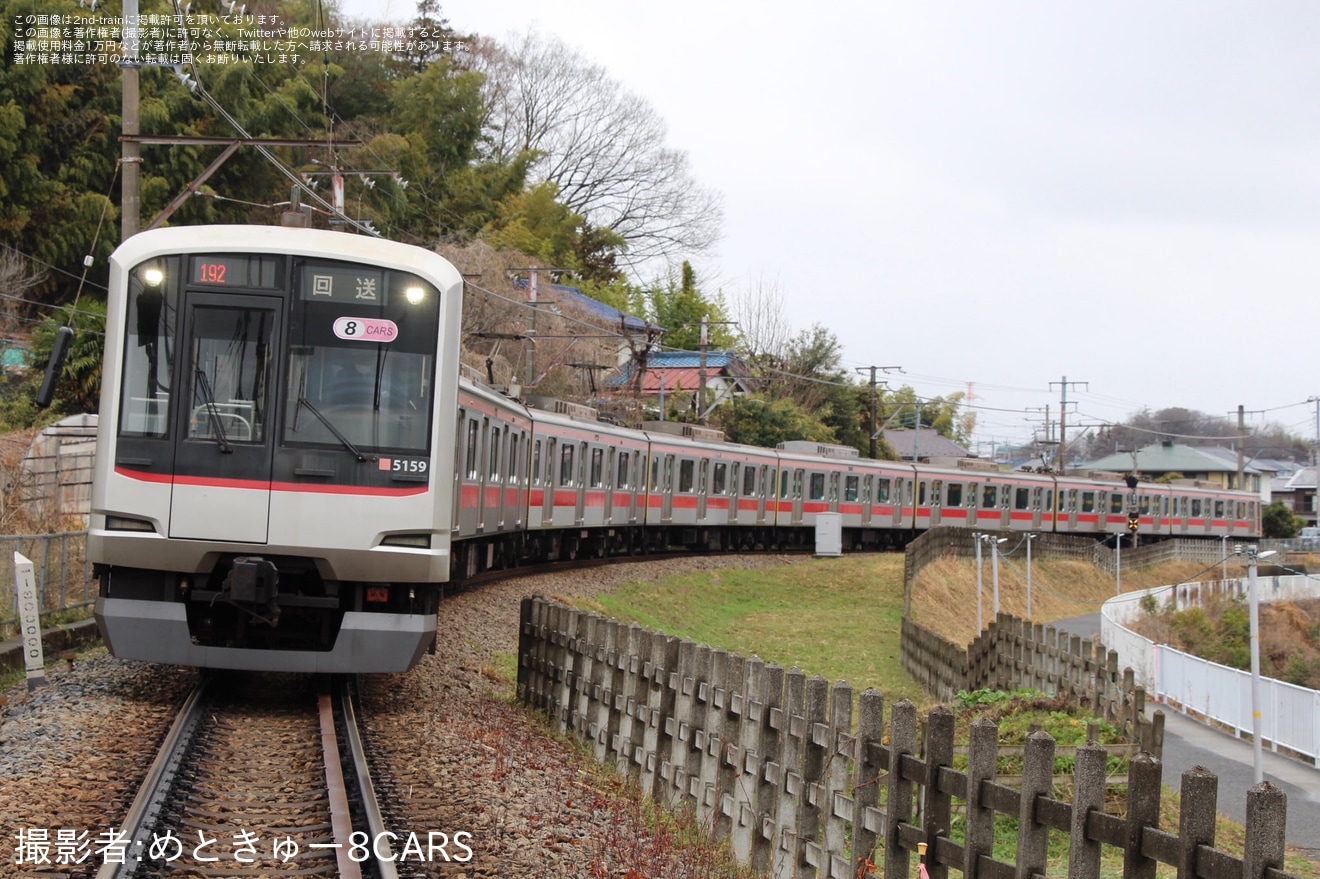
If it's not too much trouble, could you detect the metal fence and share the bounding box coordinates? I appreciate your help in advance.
[0,532,93,641]
[1102,573,1320,765]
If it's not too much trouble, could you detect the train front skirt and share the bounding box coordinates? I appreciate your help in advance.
[94,597,436,673]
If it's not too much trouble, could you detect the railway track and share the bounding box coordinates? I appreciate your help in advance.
[95,674,396,879]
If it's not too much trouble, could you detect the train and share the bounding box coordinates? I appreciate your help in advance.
[89,225,1262,673]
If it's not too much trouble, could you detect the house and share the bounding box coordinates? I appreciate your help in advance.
[878,428,973,464]
[606,350,755,414]
[1271,465,1317,528]
[1084,441,1264,492]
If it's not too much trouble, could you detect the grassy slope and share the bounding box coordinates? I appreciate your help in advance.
[570,551,1318,877]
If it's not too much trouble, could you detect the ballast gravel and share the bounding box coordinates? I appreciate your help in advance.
[0,554,798,878]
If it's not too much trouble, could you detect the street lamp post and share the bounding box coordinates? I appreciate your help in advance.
[974,533,984,632]
[1026,533,1038,619]
[987,535,1007,617]
[1247,546,1276,785]
[1115,534,1122,595]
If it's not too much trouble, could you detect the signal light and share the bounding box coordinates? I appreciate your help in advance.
[1127,515,1140,533]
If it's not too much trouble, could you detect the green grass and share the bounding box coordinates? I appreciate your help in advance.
[575,554,926,705]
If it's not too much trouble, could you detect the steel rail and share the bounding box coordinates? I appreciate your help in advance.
[341,677,400,879]
[95,678,210,879]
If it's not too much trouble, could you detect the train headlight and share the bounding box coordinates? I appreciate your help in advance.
[381,533,431,548]
[404,286,425,305]
[142,267,165,287]
[106,515,157,532]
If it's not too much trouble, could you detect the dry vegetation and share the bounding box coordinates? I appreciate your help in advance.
[910,555,1255,646]
[438,240,651,422]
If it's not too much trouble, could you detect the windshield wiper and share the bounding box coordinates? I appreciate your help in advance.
[296,396,375,462]
[195,368,233,454]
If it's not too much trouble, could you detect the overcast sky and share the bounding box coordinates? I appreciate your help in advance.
[338,0,1320,454]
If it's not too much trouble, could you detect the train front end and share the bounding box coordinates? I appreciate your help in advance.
[89,226,464,673]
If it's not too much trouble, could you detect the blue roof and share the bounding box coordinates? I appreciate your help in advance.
[640,351,741,369]
[513,279,659,333]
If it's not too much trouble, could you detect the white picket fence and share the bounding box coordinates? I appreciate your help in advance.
[1101,573,1320,763]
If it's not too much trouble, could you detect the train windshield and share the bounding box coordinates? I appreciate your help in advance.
[284,259,439,455]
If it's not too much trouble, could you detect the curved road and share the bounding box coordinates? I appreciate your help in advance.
[1054,614,1320,860]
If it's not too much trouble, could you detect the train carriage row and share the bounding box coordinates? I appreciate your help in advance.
[88,226,1260,675]
[450,380,1260,578]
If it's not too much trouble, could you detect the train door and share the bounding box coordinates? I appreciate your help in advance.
[791,468,805,525]
[604,448,615,521]
[169,292,281,543]
[862,476,874,525]
[543,438,557,522]
[453,413,468,534]
[698,459,709,519]
[481,423,498,531]
[758,465,771,525]
[662,454,675,522]
[576,442,588,525]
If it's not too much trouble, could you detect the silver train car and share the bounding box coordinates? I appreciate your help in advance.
[90,226,1262,674]
[91,226,464,673]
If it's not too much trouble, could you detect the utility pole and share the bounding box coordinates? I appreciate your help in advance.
[687,316,737,424]
[1050,377,1087,473]
[1228,405,1264,491]
[121,0,141,239]
[698,314,708,424]
[855,365,902,459]
[1237,404,1245,490]
[509,267,563,391]
[1309,396,1320,467]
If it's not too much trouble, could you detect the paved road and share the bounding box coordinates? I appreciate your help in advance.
[1054,614,1320,860]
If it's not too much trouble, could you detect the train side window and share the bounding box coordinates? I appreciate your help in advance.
[713,462,727,495]
[1191,498,1202,517]
[918,482,927,506]
[559,444,574,486]
[947,483,963,507]
[1236,501,1245,519]
[465,420,479,479]
[743,464,758,497]
[679,459,695,493]
[845,475,859,502]
[1140,496,1151,515]
[1214,500,1224,518]
[1082,491,1095,513]
[508,435,520,482]
[878,478,891,503]
[651,455,660,490]
[1043,490,1053,512]
[1015,487,1029,510]
[982,485,997,508]
[904,480,914,505]
[532,440,542,485]
[618,452,630,489]
[809,473,825,501]
[1111,494,1124,514]
[780,470,790,499]
[590,448,604,487]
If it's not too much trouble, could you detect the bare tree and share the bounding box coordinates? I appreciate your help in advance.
[472,29,723,272]
[728,274,793,369]
[0,246,48,336]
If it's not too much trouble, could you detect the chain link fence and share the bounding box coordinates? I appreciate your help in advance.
[0,532,93,641]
